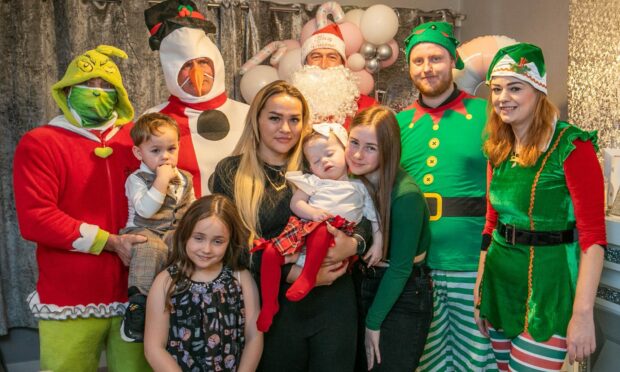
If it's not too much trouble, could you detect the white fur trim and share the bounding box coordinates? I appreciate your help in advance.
[71,223,100,253]
[48,115,120,142]
[160,28,226,103]
[27,291,126,320]
[489,54,547,94]
[301,33,346,64]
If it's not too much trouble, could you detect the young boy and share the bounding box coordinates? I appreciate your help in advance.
[121,112,195,342]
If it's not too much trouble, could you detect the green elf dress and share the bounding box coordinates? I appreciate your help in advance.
[479,121,601,341]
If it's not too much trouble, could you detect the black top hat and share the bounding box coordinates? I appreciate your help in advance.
[145,0,216,51]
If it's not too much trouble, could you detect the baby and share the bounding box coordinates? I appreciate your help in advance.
[120,112,195,342]
[254,123,382,332]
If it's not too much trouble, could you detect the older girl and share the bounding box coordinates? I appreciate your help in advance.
[474,43,606,371]
[346,106,433,371]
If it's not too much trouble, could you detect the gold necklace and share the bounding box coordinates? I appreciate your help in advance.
[264,164,287,191]
[509,152,520,168]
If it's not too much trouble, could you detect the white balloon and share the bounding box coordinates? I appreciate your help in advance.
[344,9,365,28]
[240,65,279,103]
[347,53,366,72]
[277,49,303,82]
[360,5,399,45]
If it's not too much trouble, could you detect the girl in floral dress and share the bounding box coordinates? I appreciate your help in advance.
[144,195,262,371]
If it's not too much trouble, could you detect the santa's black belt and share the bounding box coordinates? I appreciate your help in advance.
[424,193,486,220]
[498,222,577,246]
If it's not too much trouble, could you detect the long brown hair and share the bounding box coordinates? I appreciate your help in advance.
[484,91,558,167]
[349,106,401,258]
[165,194,249,310]
[231,80,311,242]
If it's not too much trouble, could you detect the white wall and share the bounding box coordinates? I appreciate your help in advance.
[458,0,569,117]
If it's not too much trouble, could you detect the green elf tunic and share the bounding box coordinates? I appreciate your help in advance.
[397,90,487,271]
[479,121,598,341]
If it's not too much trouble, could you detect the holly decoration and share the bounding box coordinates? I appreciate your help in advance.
[510,57,531,74]
[177,4,205,19]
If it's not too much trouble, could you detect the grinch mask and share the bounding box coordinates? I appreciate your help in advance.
[68,85,118,128]
[52,45,134,127]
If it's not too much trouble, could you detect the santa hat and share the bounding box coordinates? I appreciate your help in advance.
[486,43,547,94]
[301,24,346,64]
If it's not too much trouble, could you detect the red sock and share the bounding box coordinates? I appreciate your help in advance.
[286,223,333,301]
[256,244,284,332]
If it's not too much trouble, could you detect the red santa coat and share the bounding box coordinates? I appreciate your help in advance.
[343,94,378,130]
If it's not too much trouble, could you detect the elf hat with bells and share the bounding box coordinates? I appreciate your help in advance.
[51,45,134,127]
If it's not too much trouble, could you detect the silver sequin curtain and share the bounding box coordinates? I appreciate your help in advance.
[568,2,620,371]
[568,0,620,149]
[0,0,458,334]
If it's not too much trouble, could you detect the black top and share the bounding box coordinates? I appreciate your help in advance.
[211,155,293,239]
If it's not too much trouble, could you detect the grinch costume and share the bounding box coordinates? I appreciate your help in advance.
[13,46,149,371]
[396,22,496,371]
[144,0,248,196]
[478,43,606,371]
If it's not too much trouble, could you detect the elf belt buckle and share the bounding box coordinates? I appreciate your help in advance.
[504,224,517,246]
[423,193,442,221]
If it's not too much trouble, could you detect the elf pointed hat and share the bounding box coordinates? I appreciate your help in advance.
[486,42,547,94]
[404,21,464,70]
[51,45,134,127]
[301,23,347,64]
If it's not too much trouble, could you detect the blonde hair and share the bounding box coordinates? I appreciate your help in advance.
[231,80,311,241]
[350,106,401,258]
[484,91,558,167]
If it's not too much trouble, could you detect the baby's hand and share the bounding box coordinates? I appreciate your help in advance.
[156,163,177,183]
[309,209,332,222]
[363,243,383,267]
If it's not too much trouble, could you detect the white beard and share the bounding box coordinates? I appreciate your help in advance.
[290,65,360,124]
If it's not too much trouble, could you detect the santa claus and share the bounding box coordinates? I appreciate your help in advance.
[144,0,249,196]
[291,23,377,128]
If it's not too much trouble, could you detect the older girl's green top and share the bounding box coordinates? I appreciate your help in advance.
[366,169,431,330]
